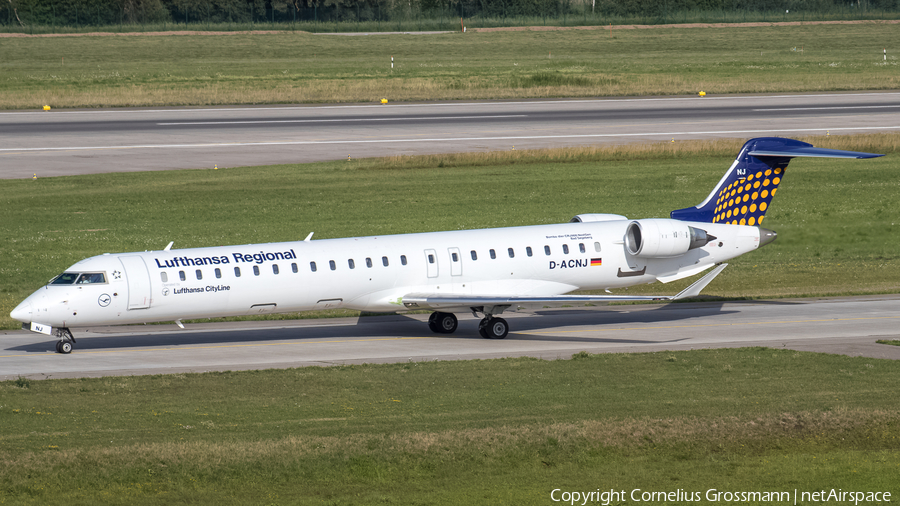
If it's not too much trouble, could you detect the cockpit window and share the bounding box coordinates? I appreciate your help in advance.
[76,272,107,284]
[50,272,80,285]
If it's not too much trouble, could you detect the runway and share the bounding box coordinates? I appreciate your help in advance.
[3,91,900,179]
[3,295,899,380]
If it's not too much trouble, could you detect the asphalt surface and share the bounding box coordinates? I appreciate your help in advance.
[3,295,899,380]
[3,92,900,179]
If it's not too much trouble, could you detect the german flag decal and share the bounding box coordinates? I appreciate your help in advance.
[590,258,602,267]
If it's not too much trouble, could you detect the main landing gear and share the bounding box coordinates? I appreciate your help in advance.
[427,312,458,334]
[55,327,75,354]
[426,308,510,339]
[478,316,509,339]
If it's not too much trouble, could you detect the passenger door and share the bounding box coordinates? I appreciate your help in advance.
[424,249,438,278]
[119,256,152,309]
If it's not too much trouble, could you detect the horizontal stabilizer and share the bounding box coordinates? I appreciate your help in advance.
[748,146,884,159]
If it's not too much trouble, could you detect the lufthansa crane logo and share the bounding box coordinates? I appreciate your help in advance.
[98,294,112,307]
[162,287,170,296]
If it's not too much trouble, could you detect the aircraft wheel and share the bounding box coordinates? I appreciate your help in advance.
[58,341,72,354]
[55,341,62,353]
[429,312,458,334]
[479,317,509,339]
[437,312,458,334]
[427,312,441,333]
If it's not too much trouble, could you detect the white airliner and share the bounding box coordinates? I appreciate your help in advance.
[11,138,882,353]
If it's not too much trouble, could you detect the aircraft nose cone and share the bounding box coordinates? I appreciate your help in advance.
[10,300,33,323]
[758,228,777,247]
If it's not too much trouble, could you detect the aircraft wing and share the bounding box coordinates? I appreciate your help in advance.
[401,264,728,311]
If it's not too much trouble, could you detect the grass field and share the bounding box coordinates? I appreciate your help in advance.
[1,22,899,108]
[1,348,898,504]
[2,134,898,330]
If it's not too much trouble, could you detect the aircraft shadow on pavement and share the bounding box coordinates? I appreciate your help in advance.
[9,301,746,353]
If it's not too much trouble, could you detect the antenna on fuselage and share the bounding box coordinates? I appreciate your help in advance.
[304,232,314,242]
[164,241,174,251]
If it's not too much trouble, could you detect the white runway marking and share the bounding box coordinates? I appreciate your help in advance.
[156,115,527,125]
[3,125,900,153]
[0,92,897,116]
[754,105,900,111]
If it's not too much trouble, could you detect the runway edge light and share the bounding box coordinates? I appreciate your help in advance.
[698,91,706,97]
[43,105,51,111]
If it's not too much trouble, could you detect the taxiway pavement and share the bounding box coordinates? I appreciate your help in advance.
[3,295,899,380]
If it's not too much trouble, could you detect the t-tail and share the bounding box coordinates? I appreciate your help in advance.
[670,137,883,225]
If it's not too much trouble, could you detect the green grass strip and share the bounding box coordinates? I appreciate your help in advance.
[1,348,898,504]
[2,23,900,108]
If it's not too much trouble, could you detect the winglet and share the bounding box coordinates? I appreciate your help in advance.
[164,241,174,251]
[304,232,314,242]
[673,263,728,300]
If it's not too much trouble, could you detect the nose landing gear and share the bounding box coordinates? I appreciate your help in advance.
[55,328,75,354]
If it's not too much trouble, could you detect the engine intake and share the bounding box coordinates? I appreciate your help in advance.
[624,219,715,258]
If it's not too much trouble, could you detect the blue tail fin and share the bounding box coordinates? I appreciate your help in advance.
[670,137,883,225]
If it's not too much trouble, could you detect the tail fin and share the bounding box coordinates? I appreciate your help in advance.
[670,137,883,225]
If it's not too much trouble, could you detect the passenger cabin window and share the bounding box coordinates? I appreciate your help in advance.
[160,272,168,283]
[508,248,515,258]
[253,266,260,276]
[291,263,298,273]
[594,242,602,252]
[234,267,241,277]
[366,257,373,268]
[428,254,435,264]
[489,249,496,259]
[179,271,186,281]
[310,262,317,272]
[451,252,459,262]
[329,260,336,271]
[50,272,80,285]
[215,268,222,279]
[563,244,570,254]
[401,255,408,265]
[526,247,533,257]
[471,250,478,261]
[348,259,355,269]
[544,245,551,256]
[382,256,389,267]
[273,264,279,274]
[195,269,203,280]
[579,243,586,253]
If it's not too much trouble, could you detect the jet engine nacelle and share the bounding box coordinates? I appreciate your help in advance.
[624,219,714,258]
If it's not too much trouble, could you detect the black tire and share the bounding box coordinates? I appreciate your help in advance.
[436,313,458,334]
[479,317,509,339]
[59,341,72,354]
[55,341,63,353]
[427,312,441,333]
